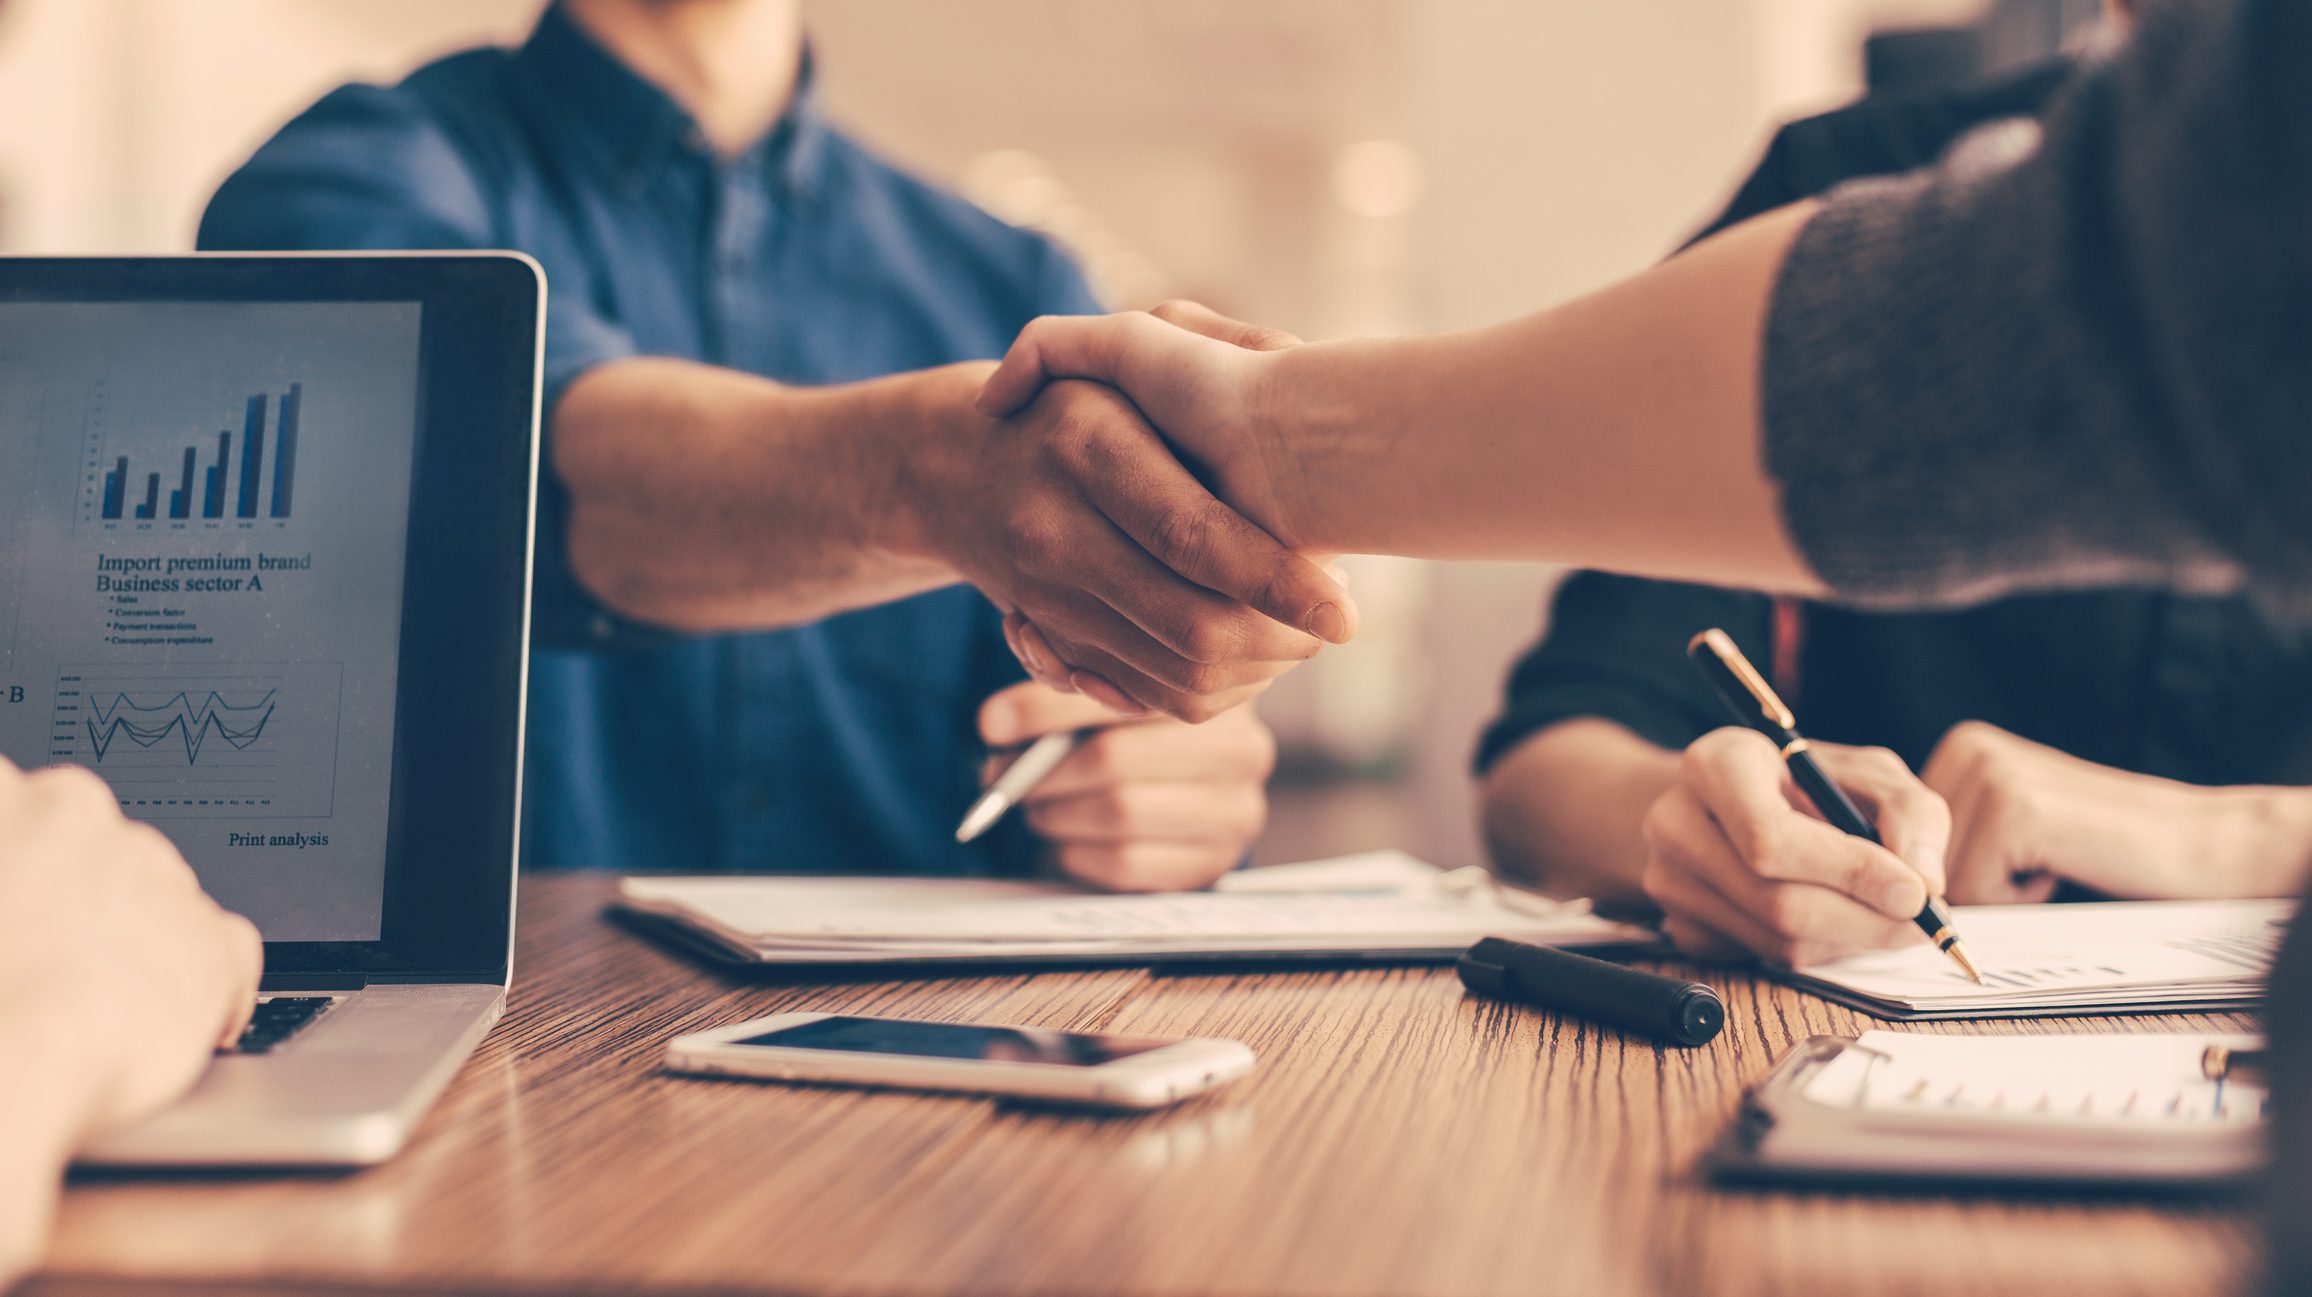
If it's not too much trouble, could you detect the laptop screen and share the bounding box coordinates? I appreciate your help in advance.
[0,299,422,942]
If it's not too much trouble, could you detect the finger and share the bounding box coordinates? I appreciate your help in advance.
[1071,447,1357,648]
[1659,914,1755,965]
[212,910,264,1048]
[1052,840,1242,893]
[1683,730,1931,919]
[1028,605,1289,722]
[1146,299,1302,351]
[979,681,1133,747]
[1072,671,1154,719]
[1806,745,1951,896]
[1007,616,1078,694]
[1648,844,1915,967]
[1023,713,1275,801]
[1026,781,1267,845]
[980,311,1190,417]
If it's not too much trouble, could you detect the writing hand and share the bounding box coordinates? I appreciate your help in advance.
[978,680,1273,892]
[1641,728,1952,965]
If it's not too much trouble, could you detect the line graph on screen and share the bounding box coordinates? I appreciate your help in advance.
[49,662,341,817]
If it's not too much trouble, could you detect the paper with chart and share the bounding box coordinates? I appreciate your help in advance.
[0,301,422,940]
[1785,900,2287,1018]
[614,851,1655,965]
[1804,1030,2266,1132]
[1728,1029,2270,1185]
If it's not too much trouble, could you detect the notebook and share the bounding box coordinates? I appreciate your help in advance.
[1780,899,2288,1020]
[611,850,1653,968]
[1712,1030,2267,1190]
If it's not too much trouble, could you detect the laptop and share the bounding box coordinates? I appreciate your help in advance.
[0,254,542,1165]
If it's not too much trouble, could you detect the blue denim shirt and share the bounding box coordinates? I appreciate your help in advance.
[198,5,1098,874]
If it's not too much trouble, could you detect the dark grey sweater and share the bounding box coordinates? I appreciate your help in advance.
[1761,0,2312,609]
[1756,6,2312,1288]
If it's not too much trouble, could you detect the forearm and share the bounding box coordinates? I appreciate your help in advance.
[0,1011,94,1291]
[1256,203,1825,593]
[553,357,975,633]
[2216,786,2312,898]
[1480,718,1682,907]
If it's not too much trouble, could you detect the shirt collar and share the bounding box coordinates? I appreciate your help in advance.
[519,3,830,202]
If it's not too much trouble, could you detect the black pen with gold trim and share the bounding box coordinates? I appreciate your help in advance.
[1686,627,1984,985]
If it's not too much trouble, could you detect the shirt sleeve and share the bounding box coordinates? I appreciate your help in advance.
[197,83,657,651]
[1760,0,2312,611]
[1473,573,1774,772]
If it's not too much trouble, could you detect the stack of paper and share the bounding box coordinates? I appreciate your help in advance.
[613,850,1653,968]
[1785,899,2289,1020]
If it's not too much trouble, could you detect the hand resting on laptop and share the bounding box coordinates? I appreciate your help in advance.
[0,758,261,1286]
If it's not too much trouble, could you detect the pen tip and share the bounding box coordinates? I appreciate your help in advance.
[954,799,1002,845]
[1949,943,1984,986]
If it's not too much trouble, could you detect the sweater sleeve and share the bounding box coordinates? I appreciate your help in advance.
[1760,0,2312,610]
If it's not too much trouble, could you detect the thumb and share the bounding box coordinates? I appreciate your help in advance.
[979,311,1214,417]
[1147,299,1302,352]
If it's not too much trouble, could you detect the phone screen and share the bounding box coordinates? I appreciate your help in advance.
[735,1016,1174,1067]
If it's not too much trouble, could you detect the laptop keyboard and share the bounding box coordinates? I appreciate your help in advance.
[226,996,335,1054]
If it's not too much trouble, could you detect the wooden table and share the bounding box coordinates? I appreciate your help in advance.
[34,875,2259,1297]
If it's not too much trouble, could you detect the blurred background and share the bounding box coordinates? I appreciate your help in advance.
[0,0,2106,872]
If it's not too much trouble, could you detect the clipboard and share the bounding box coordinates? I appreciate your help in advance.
[1709,1033,2266,1193]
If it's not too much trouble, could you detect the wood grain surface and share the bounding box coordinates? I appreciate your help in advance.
[29,875,2260,1297]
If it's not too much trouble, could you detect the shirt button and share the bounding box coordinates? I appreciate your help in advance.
[741,783,774,814]
[683,126,710,154]
[588,614,616,642]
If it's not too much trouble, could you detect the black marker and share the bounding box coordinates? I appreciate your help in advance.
[1458,936,1725,1046]
[1686,627,1984,985]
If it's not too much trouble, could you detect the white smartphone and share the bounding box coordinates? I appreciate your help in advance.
[666,1011,1255,1110]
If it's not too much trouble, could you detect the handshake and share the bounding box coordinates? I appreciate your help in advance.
[924,301,1349,723]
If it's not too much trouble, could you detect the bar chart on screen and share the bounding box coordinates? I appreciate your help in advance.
[76,377,304,534]
[47,661,343,817]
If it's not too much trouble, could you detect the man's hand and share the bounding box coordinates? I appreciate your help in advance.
[965,301,1344,718]
[916,364,1345,721]
[1923,721,2312,902]
[979,305,1303,549]
[1639,728,1951,965]
[0,760,261,1283]
[978,681,1273,892]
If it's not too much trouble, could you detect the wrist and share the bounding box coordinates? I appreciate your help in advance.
[0,1002,99,1267]
[2227,787,2312,897]
[864,361,996,569]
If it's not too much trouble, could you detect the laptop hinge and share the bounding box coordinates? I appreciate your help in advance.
[257,973,370,992]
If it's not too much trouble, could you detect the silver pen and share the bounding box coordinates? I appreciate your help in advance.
[954,730,1079,843]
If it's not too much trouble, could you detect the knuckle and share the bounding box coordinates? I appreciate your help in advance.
[999,509,1068,571]
[1859,746,1908,777]
[1759,886,1809,937]
[1639,858,1677,904]
[36,763,117,816]
[1148,500,1220,569]
[1736,820,1786,873]
[1179,661,1239,698]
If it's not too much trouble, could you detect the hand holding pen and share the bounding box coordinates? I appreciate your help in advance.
[956,681,1275,894]
[1646,628,1988,980]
